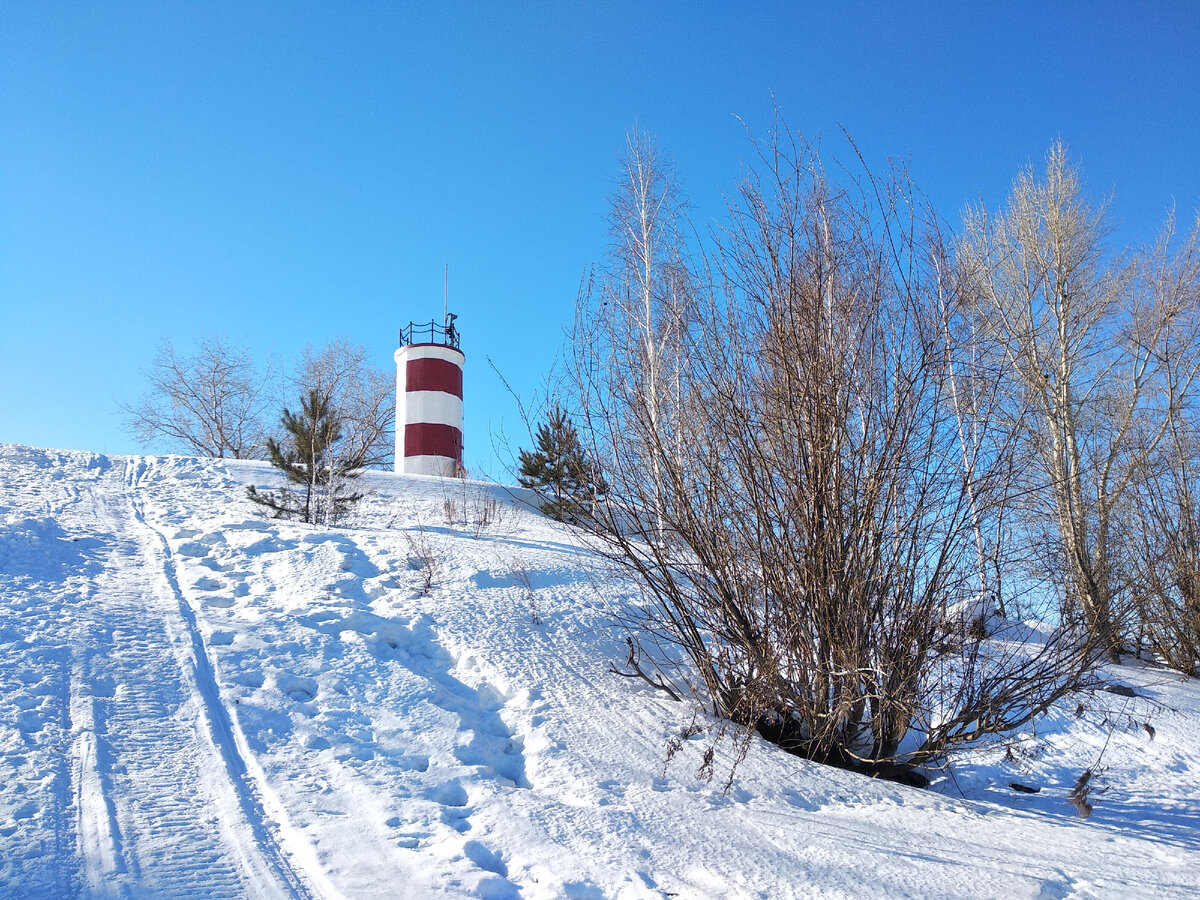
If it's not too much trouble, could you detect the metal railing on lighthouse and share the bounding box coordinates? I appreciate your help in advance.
[400,313,460,349]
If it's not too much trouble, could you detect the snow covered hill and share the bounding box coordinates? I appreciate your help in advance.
[3,443,1200,899]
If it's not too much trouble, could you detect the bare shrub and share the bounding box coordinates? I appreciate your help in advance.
[442,480,508,539]
[471,495,504,538]
[572,122,1095,775]
[1126,426,1200,674]
[442,498,458,535]
[507,556,541,625]
[610,637,682,702]
[1121,219,1200,673]
[406,528,438,596]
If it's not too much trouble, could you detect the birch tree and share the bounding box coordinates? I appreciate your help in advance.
[581,128,693,536]
[961,142,1200,660]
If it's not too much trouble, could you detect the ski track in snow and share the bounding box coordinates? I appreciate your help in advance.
[1,450,316,899]
[5,444,1200,898]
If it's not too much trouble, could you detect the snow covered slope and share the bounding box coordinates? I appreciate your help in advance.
[3,444,1200,899]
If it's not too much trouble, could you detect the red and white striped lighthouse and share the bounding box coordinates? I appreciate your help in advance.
[394,316,464,477]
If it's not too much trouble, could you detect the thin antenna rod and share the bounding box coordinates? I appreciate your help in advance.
[444,263,448,327]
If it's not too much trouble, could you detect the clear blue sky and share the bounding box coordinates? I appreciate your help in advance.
[3,2,1198,479]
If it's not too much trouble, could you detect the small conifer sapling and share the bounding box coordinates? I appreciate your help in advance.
[247,388,364,524]
[517,404,603,523]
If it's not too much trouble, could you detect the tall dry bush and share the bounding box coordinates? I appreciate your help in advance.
[573,124,1095,773]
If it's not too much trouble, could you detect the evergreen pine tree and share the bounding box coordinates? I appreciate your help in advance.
[518,405,602,522]
[247,388,364,524]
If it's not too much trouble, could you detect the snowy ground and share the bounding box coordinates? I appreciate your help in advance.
[2,443,1200,899]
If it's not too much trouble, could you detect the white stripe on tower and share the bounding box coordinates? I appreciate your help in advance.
[403,391,463,428]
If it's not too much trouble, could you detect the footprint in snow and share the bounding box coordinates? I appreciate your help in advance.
[430,780,469,807]
[428,780,473,833]
[277,675,318,702]
[598,780,626,805]
[383,815,429,850]
[231,670,264,688]
[561,880,606,900]
[463,840,508,877]
[441,808,471,833]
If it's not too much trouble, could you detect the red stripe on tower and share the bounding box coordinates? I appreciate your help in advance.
[406,357,463,398]
[404,423,462,460]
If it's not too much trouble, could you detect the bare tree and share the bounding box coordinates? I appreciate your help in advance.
[573,123,1093,776]
[123,336,273,459]
[1121,213,1200,672]
[933,244,1026,617]
[595,128,695,536]
[293,337,395,469]
[960,143,1200,660]
[1127,419,1200,673]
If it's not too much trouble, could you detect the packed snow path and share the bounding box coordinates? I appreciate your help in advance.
[5,445,1200,898]
[1,453,315,898]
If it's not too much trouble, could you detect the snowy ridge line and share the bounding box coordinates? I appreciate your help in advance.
[125,460,331,900]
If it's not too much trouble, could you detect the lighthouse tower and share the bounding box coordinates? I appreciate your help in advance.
[394,314,464,476]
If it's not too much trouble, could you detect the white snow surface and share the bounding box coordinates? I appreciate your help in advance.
[2,444,1200,899]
